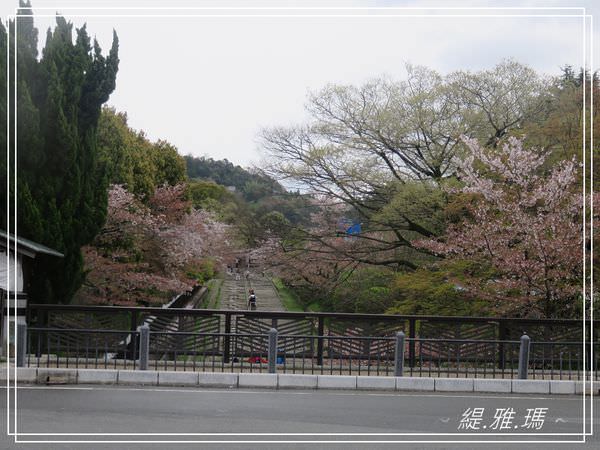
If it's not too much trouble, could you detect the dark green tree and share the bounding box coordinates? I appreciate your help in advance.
[96,106,187,199]
[2,2,119,303]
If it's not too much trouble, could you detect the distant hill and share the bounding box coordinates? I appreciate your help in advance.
[184,155,311,227]
[184,155,284,202]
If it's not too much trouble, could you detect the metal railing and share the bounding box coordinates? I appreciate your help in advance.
[18,324,598,380]
[406,337,523,379]
[148,331,270,373]
[28,304,596,343]
[26,327,139,370]
[26,304,597,374]
[529,341,589,381]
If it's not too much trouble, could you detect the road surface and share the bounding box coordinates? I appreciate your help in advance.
[1,385,598,449]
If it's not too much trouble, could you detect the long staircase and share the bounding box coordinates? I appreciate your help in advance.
[221,271,284,311]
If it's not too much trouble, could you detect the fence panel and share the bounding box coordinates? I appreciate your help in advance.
[27,327,138,370]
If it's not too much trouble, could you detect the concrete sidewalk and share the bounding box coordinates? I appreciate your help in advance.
[0,366,592,395]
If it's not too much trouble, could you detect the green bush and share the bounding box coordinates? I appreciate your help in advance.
[331,268,396,314]
[387,260,494,316]
[186,258,217,285]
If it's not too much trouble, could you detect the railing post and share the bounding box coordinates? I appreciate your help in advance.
[130,310,138,359]
[408,318,416,368]
[394,331,405,377]
[268,328,278,374]
[223,313,231,363]
[139,325,149,371]
[130,310,138,332]
[498,321,507,370]
[316,316,324,366]
[518,334,530,379]
[16,323,27,367]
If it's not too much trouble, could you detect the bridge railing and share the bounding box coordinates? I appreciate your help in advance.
[21,324,598,380]
[26,327,139,371]
[27,304,596,357]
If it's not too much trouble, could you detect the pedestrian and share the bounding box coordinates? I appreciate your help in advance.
[244,270,250,280]
[247,289,257,311]
[235,269,240,281]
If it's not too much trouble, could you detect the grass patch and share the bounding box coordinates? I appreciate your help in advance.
[209,279,222,309]
[199,278,223,309]
[198,280,213,308]
[306,301,323,312]
[272,278,305,312]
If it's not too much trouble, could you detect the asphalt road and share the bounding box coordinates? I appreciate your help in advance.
[1,385,598,450]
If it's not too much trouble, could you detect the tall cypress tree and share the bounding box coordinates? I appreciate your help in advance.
[1,1,119,303]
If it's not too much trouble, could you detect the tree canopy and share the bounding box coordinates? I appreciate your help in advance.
[260,61,550,271]
[97,106,186,200]
[259,61,593,318]
[1,2,119,303]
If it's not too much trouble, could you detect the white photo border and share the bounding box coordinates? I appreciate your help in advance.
[4,4,595,445]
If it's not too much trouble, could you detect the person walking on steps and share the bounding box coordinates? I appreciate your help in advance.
[247,289,257,311]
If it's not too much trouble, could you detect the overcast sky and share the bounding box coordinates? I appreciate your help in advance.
[3,0,599,167]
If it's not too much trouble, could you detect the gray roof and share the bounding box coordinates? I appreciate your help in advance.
[0,230,64,258]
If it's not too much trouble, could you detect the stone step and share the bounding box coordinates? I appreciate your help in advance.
[220,273,284,312]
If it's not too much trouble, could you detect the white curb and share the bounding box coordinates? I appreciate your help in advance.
[435,378,474,392]
[2,367,38,383]
[198,372,238,388]
[78,369,118,385]
[158,370,199,386]
[0,365,585,395]
[118,370,158,386]
[549,380,576,395]
[317,375,357,389]
[239,373,278,388]
[512,379,550,394]
[278,374,318,389]
[37,368,78,385]
[356,375,396,390]
[473,379,511,393]
[395,377,434,391]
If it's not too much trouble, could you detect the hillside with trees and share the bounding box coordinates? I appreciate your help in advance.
[74,108,232,306]
[76,108,308,306]
[185,154,312,245]
[185,155,283,202]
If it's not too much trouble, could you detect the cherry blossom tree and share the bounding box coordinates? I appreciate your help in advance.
[416,137,583,318]
[76,184,233,306]
[260,198,364,299]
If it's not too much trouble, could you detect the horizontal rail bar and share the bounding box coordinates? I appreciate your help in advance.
[26,328,597,345]
[28,303,597,325]
[150,331,269,338]
[28,327,137,334]
[279,334,395,340]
